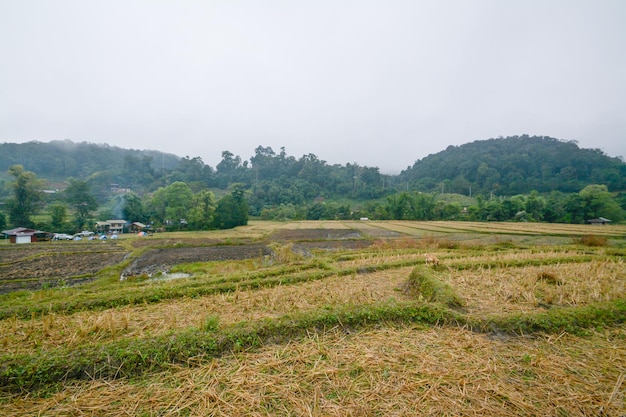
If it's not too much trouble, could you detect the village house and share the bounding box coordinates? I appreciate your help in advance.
[586,217,612,225]
[2,227,50,244]
[128,222,148,233]
[94,220,127,234]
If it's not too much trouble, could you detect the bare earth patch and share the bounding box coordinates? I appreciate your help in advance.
[121,244,272,277]
[0,243,128,293]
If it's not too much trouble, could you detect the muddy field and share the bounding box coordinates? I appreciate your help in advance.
[4,221,623,293]
[0,228,369,293]
[0,242,128,293]
[121,244,272,278]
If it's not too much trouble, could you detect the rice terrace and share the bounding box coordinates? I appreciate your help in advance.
[1,220,625,416]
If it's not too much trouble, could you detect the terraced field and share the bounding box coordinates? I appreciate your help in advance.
[1,221,625,416]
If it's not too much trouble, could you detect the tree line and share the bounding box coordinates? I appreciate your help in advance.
[1,164,623,236]
[0,166,248,233]
[1,137,624,232]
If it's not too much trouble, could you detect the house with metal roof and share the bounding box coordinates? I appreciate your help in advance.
[586,217,612,225]
[94,220,127,234]
[2,227,50,244]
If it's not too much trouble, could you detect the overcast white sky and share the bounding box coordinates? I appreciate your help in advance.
[1,1,625,173]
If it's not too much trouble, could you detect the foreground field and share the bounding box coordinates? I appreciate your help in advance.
[1,221,625,415]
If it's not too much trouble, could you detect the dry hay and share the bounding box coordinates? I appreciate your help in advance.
[0,268,413,355]
[429,220,626,237]
[272,221,353,231]
[369,235,456,250]
[5,325,625,416]
[380,221,462,235]
[342,221,404,238]
[446,248,590,263]
[331,249,420,270]
[448,259,626,316]
[291,240,372,252]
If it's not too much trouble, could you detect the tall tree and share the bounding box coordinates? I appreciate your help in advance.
[188,190,216,230]
[149,182,194,229]
[579,184,625,221]
[6,165,43,228]
[212,184,248,229]
[122,192,147,223]
[64,179,98,230]
[49,203,68,231]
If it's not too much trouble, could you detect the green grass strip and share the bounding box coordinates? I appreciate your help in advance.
[2,298,626,394]
[0,254,599,320]
[0,301,454,393]
[471,298,626,336]
[404,266,465,308]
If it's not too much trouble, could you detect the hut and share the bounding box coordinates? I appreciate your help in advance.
[2,227,50,244]
[586,217,612,225]
[129,222,148,233]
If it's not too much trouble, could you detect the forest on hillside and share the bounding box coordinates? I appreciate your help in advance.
[0,136,625,233]
[399,135,625,194]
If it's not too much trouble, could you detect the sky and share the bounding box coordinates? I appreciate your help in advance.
[1,1,625,174]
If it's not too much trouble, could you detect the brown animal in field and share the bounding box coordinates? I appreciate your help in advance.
[424,253,440,266]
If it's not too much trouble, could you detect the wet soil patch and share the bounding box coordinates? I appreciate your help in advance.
[0,251,128,294]
[0,251,127,281]
[130,237,225,248]
[0,243,124,263]
[121,244,272,278]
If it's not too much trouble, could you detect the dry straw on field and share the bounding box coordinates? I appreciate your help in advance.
[448,259,626,316]
[5,325,625,416]
[2,221,626,416]
[0,267,413,355]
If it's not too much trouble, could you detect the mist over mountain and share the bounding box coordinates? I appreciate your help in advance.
[1,135,624,198]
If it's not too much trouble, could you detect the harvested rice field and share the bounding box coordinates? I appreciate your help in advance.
[1,220,625,416]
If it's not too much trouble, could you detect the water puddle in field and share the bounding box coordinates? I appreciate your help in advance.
[149,272,192,282]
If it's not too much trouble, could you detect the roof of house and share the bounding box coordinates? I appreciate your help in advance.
[586,217,612,223]
[95,220,127,226]
[2,227,48,236]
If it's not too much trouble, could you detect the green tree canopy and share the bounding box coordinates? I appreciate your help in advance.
[187,190,216,230]
[64,178,98,231]
[579,184,625,221]
[122,192,147,223]
[212,184,248,229]
[49,203,68,231]
[6,165,43,228]
[149,182,194,229]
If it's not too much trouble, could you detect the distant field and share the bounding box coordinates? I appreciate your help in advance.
[1,221,625,416]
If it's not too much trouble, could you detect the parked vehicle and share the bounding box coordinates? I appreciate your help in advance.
[53,233,74,241]
[75,231,94,237]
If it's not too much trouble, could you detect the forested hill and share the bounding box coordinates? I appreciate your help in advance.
[0,140,180,182]
[2,136,624,201]
[399,135,625,195]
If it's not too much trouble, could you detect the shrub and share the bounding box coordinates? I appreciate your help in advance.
[576,235,608,247]
[401,266,465,308]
